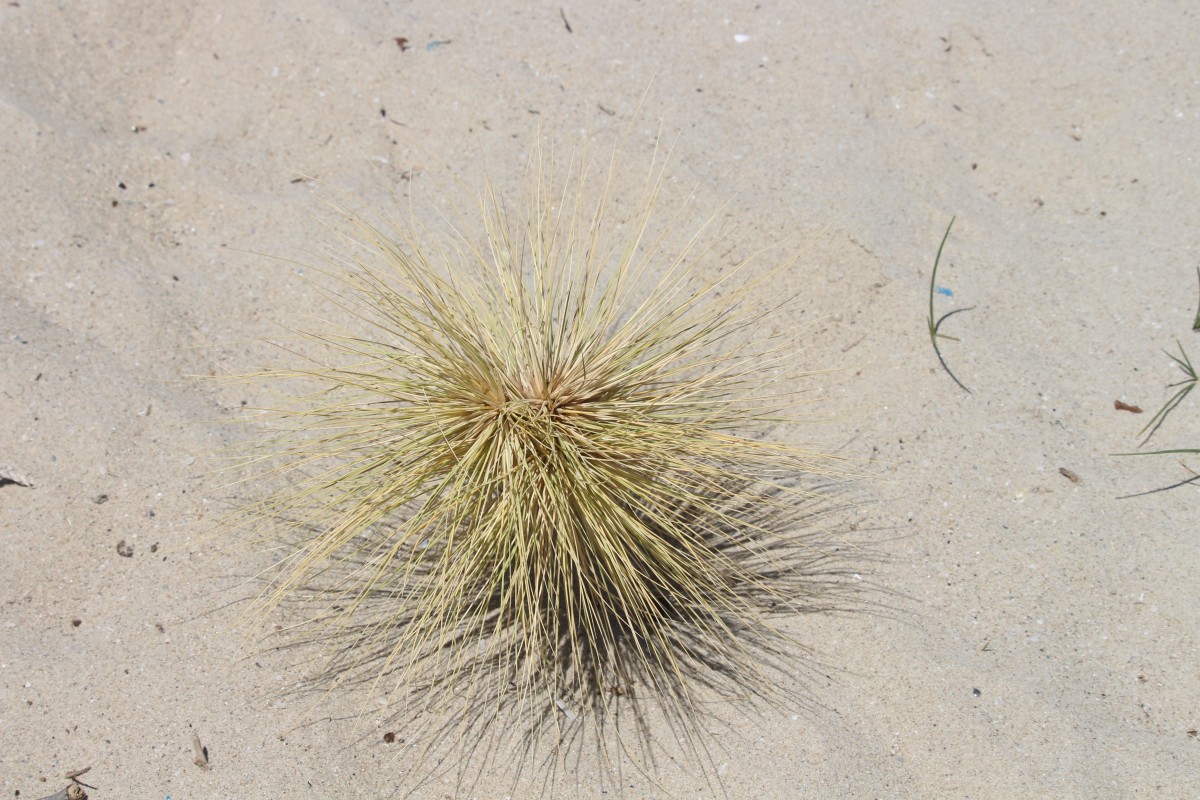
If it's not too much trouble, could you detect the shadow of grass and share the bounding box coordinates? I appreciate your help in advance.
[252,473,883,797]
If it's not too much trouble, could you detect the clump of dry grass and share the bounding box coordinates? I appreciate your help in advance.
[234,134,853,784]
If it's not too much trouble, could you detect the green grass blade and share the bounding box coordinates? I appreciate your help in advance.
[927,217,973,393]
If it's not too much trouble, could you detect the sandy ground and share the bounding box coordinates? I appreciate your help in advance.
[3,2,1198,798]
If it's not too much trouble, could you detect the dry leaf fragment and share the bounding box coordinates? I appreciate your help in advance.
[1059,467,1082,484]
[193,733,209,770]
[0,465,33,488]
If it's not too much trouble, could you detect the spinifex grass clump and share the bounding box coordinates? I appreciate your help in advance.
[240,139,846,774]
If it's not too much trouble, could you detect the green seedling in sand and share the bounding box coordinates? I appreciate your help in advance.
[927,217,974,393]
[234,136,849,782]
[1133,339,1197,449]
[1114,340,1198,498]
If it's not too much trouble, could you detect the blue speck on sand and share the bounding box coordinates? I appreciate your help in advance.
[426,40,451,51]
[935,285,954,297]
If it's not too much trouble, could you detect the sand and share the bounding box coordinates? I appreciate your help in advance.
[2,2,1197,797]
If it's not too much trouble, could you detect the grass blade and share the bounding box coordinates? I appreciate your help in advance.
[927,217,975,393]
[1136,339,1198,447]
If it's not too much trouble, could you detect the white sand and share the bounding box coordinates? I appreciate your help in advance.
[2,2,1197,797]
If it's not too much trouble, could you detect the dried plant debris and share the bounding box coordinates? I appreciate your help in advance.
[192,733,210,770]
[34,767,91,800]
[1193,265,1200,331]
[0,464,34,488]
